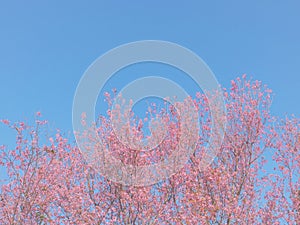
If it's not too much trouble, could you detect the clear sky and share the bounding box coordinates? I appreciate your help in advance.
[0,1,299,180]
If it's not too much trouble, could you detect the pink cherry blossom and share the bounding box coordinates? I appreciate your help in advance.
[0,76,299,224]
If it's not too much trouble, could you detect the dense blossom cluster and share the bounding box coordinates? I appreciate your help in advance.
[0,76,299,224]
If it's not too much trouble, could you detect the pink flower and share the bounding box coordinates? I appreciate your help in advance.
[1,119,10,125]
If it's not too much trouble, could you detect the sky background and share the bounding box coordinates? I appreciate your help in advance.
[0,1,300,180]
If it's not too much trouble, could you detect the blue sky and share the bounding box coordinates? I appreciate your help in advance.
[0,1,299,180]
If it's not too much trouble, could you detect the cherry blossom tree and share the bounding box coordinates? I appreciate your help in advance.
[0,76,299,224]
